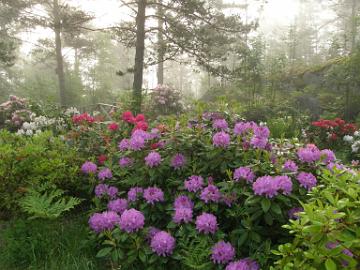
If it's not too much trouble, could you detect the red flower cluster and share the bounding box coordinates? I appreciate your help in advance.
[98,154,108,165]
[122,111,148,131]
[72,113,95,124]
[312,118,356,134]
[107,122,119,131]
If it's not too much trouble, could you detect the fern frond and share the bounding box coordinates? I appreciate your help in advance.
[19,186,83,220]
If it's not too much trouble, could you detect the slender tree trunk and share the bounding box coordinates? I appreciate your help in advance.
[132,0,147,113]
[350,0,357,52]
[53,0,66,107]
[157,0,164,85]
[74,47,80,75]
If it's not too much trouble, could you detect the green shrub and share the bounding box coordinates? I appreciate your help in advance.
[272,169,360,270]
[0,130,86,218]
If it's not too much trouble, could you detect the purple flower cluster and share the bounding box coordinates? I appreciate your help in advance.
[296,172,317,191]
[195,213,218,234]
[108,198,128,214]
[200,185,221,203]
[213,119,228,130]
[127,187,143,202]
[145,152,162,167]
[226,258,259,270]
[143,187,164,204]
[171,153,186,169]
[233,122,256,135]
[320,149,336,164]
[150,231,176,256]
[297,144,321,163]
[233,167,255,183]
[95,184,118,199]
[174,195,194,209]
[173,207,193,224]
[213,131,231,148]
[89,211,120,233]
[129,134,146,151]
[184,175,204,192]
[119,157,134,168]
[81,161,97,174]
[98,168,112,181]
[119,208,145,233]
[252,175,293,198]
[250,126,270,149]
[173,195,194,224]
[211,241,235,264]
[283,160,298,173]
[118,138,130,151]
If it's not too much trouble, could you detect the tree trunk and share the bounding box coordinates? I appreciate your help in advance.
[53,0,66,107]
[157,0,165,85]
[132,0,147,113]
[350,0,357,52]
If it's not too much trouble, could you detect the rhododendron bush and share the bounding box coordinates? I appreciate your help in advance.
[81,112,348,269]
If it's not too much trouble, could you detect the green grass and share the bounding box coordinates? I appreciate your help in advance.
[0,214,104,270]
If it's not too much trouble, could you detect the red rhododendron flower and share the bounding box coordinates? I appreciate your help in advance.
[135,121,148,131]
[135,114,145,122]
[330,133,337,140]
[98,154,107,165]
[72,113,95,124]
[108,122,119,131]
[122,111,135,123]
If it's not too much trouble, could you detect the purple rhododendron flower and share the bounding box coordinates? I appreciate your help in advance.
[150,231,176,256]
[233,167,255,183]
[250,136,268,149]
[118,139,130,151]
[132,129,150,140]
[147,227,161,241]
[252,176,279,198]
[119,157,134,168]
[297,144,321,163]
[119,208,145,233]
[171,153,186,169]
[184,175,204,192]
[195,213,218,234]
[283,160,298,172]
[129,135,145,151]
[327,162,344,172]
[213,131,231,148]
[108,198,128,214]
[145,152,162,167]
[81,161,97,174]
[274,175,293,195]
[226,258,260,270]
[173,207,193,224]
[95,184,108,198]
[320,149,336,164]
[98,168,112,181]
[297,172,317,191]
[107,186,118,199]
[211,241,235,264]
[254,126,270,138]
[200,185,221,203]
[213,119,228,130]
[127,187,143,202]
[233,122,254,135]
[89,211,120,233]
[174,195,194,209]
[143,187,164,204]
[288,207,304,220]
